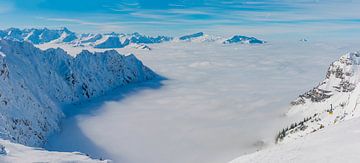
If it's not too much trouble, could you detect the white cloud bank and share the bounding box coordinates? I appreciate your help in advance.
[42,38,360,163]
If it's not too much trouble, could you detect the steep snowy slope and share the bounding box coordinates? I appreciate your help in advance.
[0,39,156,147]
[50,27,78,43]
[94,35,130,49]
[276,51,360,142]
[229,51,360,162]
[78,33,103,44]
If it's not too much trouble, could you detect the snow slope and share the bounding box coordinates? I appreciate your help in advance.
[0,38,156,148]
[93,35,130,49]
[0,139,108,163]
[230,51,360,163]
[230,117,360,163]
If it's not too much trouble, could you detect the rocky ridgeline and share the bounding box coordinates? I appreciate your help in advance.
[0,39,156,147]
[291,52,358,106]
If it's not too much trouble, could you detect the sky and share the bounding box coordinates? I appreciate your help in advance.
[0,0,359,37]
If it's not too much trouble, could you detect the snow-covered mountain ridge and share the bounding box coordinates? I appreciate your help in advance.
[0,38,156,149]
[0,28,265,50]
[0,28,172,49]
[0,27,77,44]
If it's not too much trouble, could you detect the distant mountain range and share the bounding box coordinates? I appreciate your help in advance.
[0,28,265,49]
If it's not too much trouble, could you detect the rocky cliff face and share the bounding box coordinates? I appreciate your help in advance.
[0,39,156,147]
[277,51,360,142]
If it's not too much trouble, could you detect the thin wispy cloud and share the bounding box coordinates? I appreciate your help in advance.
[36,17,129,32]
[0,0,359,37]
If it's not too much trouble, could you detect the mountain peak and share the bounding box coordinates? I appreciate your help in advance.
[60,27,71,32]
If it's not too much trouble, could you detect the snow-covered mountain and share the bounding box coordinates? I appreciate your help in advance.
[272,51,360,143]
[78,32,172,49]
[177,32,265,44]
[130,43,152,50]
[223,35,265,44]
[128,32,172,44]
[0,28,172,49]
[0,39,156,148]
[93,34,130,49]
[0,28,265,50]
[230,116,360,163]
[230,51,360,162]
[0,27,78,44]
[178,32,224,43]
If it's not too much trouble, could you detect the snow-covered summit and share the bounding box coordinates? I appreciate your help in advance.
[229,51,360,163]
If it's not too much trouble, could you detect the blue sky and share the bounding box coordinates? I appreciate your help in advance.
[0,0,359,38]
